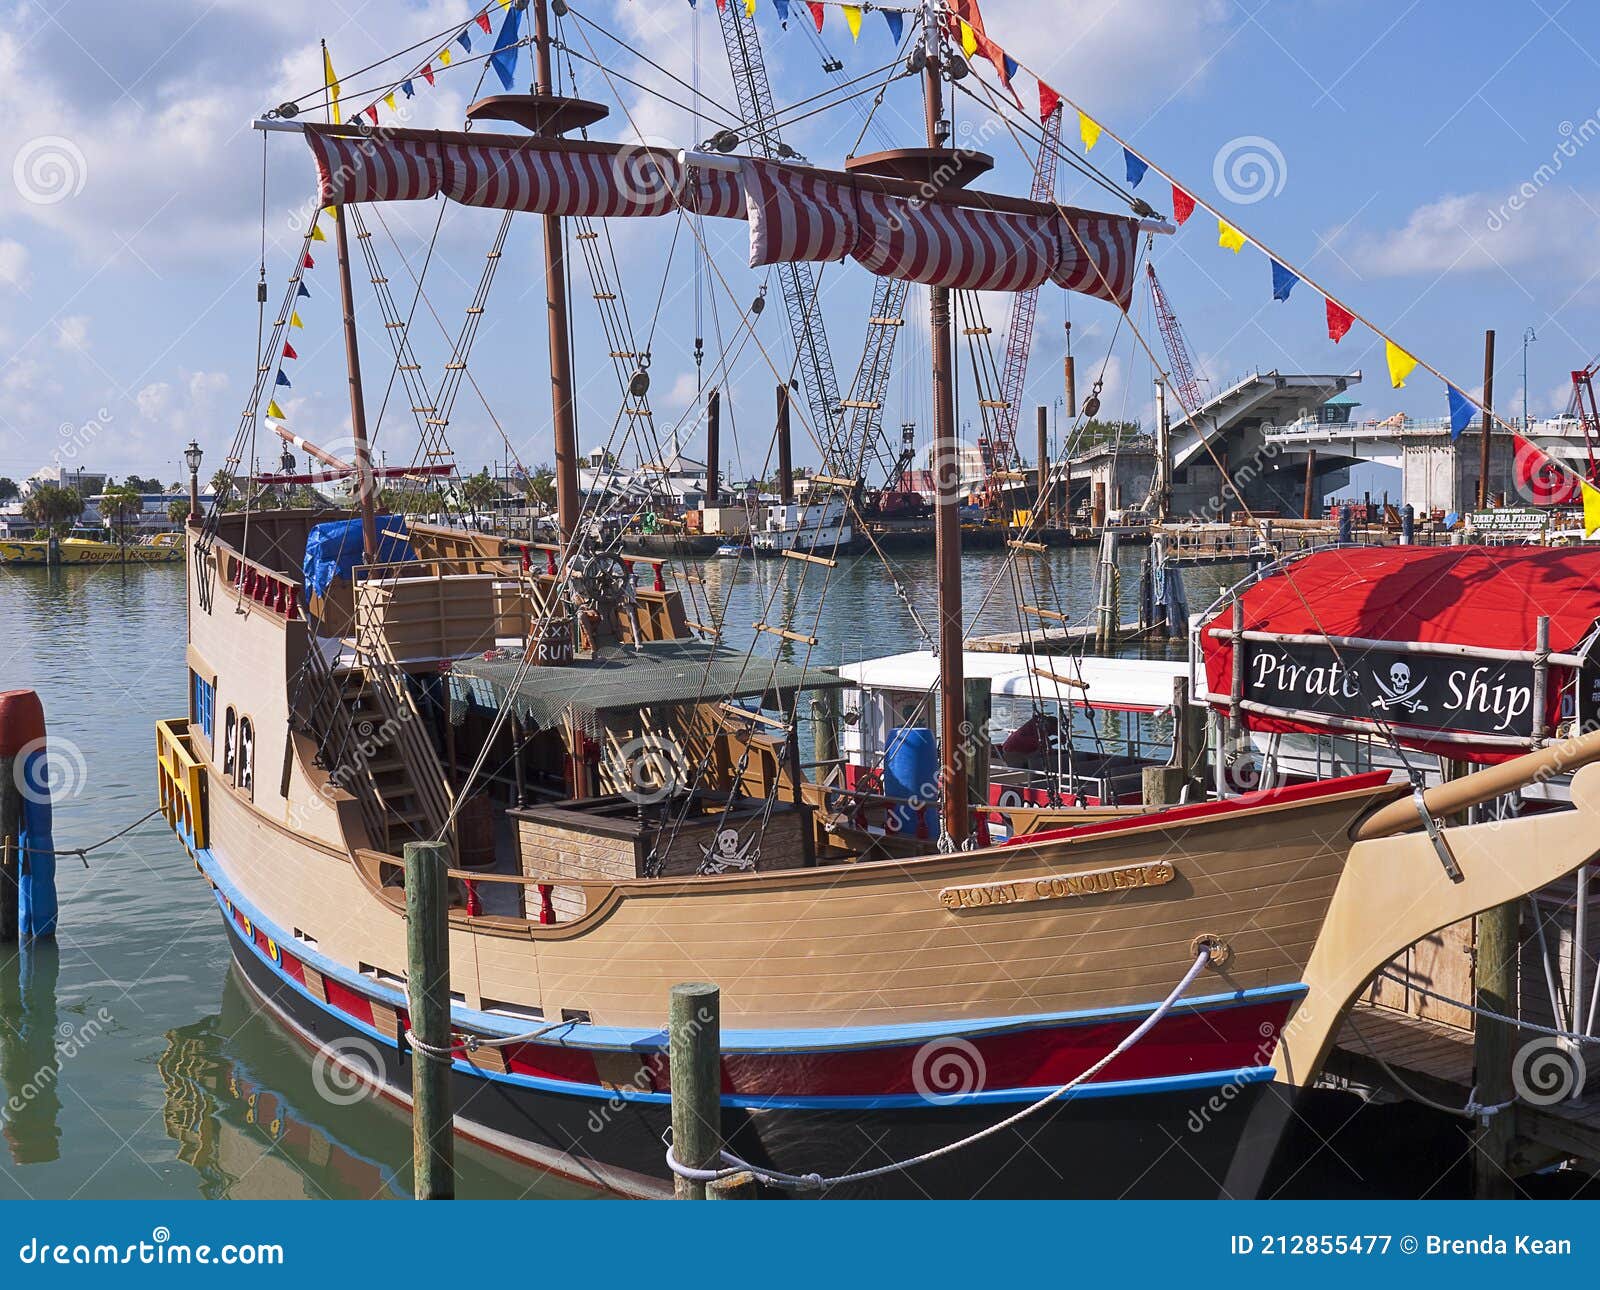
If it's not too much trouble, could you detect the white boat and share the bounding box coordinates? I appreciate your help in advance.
[751,494,854,555]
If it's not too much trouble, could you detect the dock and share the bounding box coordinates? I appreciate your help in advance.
[966,620,1146,654]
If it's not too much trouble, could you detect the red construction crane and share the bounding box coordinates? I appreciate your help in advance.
[1568,364,1600,481]
[1147,262,1206,418]
[977,107,1063,486]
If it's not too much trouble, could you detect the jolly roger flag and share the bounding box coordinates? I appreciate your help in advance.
[1513,433,1583,506]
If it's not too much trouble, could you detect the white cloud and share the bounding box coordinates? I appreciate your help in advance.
[1344,189,1600,279]
[0,238,27,288]
[55,316,89,350]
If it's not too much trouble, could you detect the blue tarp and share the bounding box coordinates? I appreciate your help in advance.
[302,516,413,598]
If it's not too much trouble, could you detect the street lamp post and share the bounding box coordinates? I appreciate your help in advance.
[1523,327,1537,430]
[184,440,203,523]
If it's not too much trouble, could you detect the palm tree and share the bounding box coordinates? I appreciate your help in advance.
[100,485,144,544]
[166,497,191,525]
[521,464,556,510]
[21,484,84,534]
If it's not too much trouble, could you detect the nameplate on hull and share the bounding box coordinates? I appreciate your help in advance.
[939,862,1176,911]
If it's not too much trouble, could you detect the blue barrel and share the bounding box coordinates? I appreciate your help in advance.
[883,726,938,838]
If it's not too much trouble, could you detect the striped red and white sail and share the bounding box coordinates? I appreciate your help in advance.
[304,129,1139,308]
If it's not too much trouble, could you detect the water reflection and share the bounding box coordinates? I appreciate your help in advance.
[0,941,62,1165]
[156,968,600,1199]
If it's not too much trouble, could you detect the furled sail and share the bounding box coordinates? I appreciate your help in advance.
[303,124,1140,308]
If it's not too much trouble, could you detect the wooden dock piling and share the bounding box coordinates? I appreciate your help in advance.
[670,981,722,1199]
[404,839,455,1199]
[0,752,19,943]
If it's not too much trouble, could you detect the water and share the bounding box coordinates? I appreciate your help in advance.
[0,547,1226,1200]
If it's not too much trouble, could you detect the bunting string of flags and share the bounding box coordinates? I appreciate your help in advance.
[264,206,331,429]
[940,0,1522,448]
[347,1,525,128]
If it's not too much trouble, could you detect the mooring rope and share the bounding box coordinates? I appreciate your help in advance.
[404,1015,579,1057]
[19,808,164,868]
[666,947,1213,1192]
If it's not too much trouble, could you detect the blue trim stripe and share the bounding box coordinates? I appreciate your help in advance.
[196,851,1299,1088]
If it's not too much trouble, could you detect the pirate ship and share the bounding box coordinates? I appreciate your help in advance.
[155,0,1600,1197]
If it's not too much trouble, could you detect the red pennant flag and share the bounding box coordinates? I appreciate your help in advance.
[365,104,379,124]
[1171,185,1195,225]
[476,12,492,33]
[808,1,824,30]
[1325,298,1355,343]
[421,63,434,86]
[282,342,298,360]
[302,251,314,269]
[716,0,727,9]
[1513,434,1583,505]
[1038,79,1061,123]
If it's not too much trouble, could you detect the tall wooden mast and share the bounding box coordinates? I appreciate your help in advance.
[324,38,379,560]
[532,0,581,543]
[922,6,969,847]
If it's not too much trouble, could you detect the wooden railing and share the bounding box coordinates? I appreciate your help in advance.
[215,545,301,620]
[156,718,207,851]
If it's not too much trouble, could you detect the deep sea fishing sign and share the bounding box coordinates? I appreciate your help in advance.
[1245,641,1536,739]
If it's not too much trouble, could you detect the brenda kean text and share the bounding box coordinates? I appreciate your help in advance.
[1230,1234,1573,1256]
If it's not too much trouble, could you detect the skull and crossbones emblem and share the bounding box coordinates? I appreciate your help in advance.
[700,827,757,875]
[1371,660,1428,713]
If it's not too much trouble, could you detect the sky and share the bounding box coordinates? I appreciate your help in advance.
[1,0,1597,490]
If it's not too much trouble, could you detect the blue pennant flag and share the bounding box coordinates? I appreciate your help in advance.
[276,370,291,387]
[1447,383,1476,440]
[491,5,523,92]
[1002,54,1019,81]
[1270,259,1299,302]
[458,30,472,53]
[772,0,789,23]
[1123,148,1148,189]
[296,282,310,299]
[401,79,415,98]
[883,10,903,42]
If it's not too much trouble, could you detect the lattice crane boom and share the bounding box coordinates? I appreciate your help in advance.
[1147,261,1204,416]
[985,106,1064,476]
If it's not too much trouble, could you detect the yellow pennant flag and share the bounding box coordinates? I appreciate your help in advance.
[1078,111,1101,151]
[843,4,862,39]
[1582,479,1600,536]
[384,91,397,112]
[744,0,756,16]
[1218,218,1246,252]
[266,401,286,420]
[438,47,452,66]
[1385,339,1418,388]
[289,311,304,329]
[497,0,511,7]
[322,47,341,125]
[309,222,326,242]
[958,19,978,57]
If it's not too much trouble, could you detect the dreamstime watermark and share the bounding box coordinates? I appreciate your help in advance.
[1486,110,1600,231]
[53,409,113,472]
[18,1227,284,1267]
[1213,136,1287,205]
[285,103,423,238]
[612,138,678,209]
[3,1008,113,1120]
[910,1036,987,1105]
[1188,1005,1315,1135]
[309,1035,385,1106]
[1511,1036,1587,1106]
[609,732,690,805]
[13,735,89,805]
[12,135,87,206]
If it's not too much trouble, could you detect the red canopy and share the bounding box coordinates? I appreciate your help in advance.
[1198,546,1600,761]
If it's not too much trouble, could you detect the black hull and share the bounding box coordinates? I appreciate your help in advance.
[225,925,1347,1200]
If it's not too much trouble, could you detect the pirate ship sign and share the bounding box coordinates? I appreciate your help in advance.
[1243,641,1532,738]
[1197,547,1600,758]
